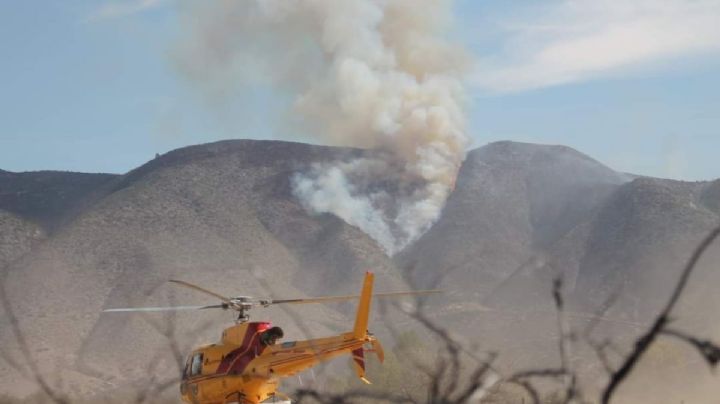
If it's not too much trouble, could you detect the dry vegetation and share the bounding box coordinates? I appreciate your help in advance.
[2,225,719,404]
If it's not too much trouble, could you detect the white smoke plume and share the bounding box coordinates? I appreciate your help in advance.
[174,0,470,254]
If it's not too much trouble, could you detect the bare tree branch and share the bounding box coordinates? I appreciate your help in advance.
[661,328,720,369]
[601,225,720,404]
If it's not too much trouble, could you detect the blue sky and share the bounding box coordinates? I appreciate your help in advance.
[1,0,719,180]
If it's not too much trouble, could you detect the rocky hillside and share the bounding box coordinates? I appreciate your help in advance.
[0,170,116,272]
[576,178,720,312]
[0,210,44,271]
[0,140,398,397]
[398,141,628,293]
[0,170,118,231]
[1,140,718,400]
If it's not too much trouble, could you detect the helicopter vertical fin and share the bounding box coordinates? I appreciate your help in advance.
[353,272,374,339]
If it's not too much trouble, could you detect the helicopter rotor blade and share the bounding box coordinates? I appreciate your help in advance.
[103,304,226,313]
[168,280,232,304]
[267,290,442,305]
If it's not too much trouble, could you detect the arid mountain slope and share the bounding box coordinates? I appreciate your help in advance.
[0,210,44,271]
[575,177,720,322]
[398,141,628,295]
[1,140,718,400]
[0,140,397,397]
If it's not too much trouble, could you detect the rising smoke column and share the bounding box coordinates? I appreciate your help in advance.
[174,0,470,254]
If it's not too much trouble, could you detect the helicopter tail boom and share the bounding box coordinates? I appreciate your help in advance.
[353,272,374,339]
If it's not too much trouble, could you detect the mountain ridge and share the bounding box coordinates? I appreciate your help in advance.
[1,139,718,400]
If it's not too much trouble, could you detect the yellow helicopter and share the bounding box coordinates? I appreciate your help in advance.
[104,272,439,404]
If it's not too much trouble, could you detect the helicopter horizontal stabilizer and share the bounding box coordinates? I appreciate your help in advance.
[370,339,385,363]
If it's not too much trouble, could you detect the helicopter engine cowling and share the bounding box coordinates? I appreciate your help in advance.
[222,321,271,345]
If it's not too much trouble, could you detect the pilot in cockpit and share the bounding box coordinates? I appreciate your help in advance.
[260,326,284,346]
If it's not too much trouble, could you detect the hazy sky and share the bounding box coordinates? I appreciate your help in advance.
[1,0,719,180]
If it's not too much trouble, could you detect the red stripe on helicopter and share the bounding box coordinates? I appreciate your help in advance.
[216,322,269,374]
[352,348,365,370]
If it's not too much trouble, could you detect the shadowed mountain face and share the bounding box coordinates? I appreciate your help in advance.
[0,170,118,231]
[397,141,628,296]
[0,170,117,275]
[1,139,718,399]
[399,143,719,319]
[575,178,720,316]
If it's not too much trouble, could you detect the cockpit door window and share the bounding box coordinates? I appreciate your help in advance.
[190,353,203,377]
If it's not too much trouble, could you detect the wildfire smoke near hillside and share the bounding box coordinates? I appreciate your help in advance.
[174,0,470,253]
